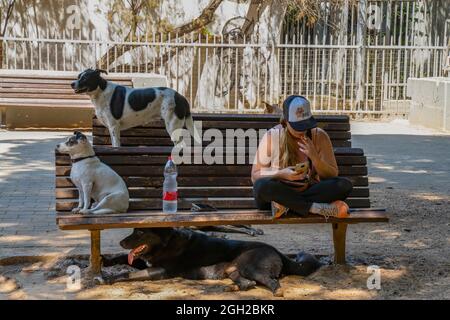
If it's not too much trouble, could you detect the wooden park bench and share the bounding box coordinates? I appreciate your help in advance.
[55,114,389,275]
[0,70,133,109]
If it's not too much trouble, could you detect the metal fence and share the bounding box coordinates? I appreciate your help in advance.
[280,0,449,116]
[0,1,448,116]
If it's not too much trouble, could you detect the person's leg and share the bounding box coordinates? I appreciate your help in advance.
[302,177,353,218]
[253,177,353,217]
[300,177,353,203]
[253,177,273,210]
[253,177,313,216]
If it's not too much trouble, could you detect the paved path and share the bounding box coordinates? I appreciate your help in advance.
[0,121,448,259]
[0,131,130,258]
[351,120,450,193]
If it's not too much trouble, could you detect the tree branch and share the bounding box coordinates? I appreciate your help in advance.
[1,0,16,36]
[97,0,224,70]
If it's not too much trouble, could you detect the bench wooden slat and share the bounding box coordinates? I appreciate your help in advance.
[92,113,349,123]
[92,119,350,130]
[157,114,350,123]
[55,164,367,177]
[55,154,367,166]
[56,175,369,188]
[0,88,81,94]
[0,72,135,79]
[56,146,364,156]
[1,93,90,100]
[92,136,351,147]
[0,81,132,88]
[92,127,352,138]
[55,197,370,212]
[55,186,370,199]
[56,209,389,230]
[92,124,351,136]
[0,99,93,108]
[0,78,132,85]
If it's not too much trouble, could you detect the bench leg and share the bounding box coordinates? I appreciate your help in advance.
[90,230,102,275]
[332,223,347,264]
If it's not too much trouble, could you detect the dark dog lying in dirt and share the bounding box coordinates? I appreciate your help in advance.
[99,228,322,296]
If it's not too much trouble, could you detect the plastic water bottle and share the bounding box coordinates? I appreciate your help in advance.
[163,156,178,213]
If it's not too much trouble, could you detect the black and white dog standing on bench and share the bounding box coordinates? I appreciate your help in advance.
[71,69,201,147]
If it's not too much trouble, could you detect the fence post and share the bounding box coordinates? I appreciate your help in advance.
[444,19,450,76]
[0,36,7,125]
[355,0,367,112]
[0,40,3,69]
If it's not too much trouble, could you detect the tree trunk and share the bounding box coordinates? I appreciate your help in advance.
[336,0,349,88]
[0,40,4,69]
[225,0,270,108]
[355,0,367,111]
[1,0,17,68]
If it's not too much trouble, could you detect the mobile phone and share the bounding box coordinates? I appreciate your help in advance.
[295,162,309,174]
[191,203,218,212]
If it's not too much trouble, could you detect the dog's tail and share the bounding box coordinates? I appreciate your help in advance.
[185,114,202,145]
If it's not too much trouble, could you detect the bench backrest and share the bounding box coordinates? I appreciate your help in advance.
[55,114,370,212]
[92,114,351,148]
[0,71,132,101]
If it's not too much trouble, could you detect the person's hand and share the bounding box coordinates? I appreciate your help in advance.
[298,136,319,163]
[276,167,307,181]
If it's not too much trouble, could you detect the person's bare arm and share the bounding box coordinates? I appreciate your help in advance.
[298,130,338,179]
[252,131,305,183]
[251,131,273,183]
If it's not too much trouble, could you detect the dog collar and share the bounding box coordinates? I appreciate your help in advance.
[71,155,97,163]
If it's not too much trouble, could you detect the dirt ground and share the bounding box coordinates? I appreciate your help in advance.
[1,186,449,300]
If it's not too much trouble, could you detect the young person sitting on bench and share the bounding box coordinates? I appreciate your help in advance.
[252,95,353,219]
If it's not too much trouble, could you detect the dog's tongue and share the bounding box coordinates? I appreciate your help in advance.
[128,251,135,265]
[127,245,147,265]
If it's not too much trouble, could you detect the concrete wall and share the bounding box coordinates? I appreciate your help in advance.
[407,77,450,132]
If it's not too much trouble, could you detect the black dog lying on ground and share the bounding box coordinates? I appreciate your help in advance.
[100,228,322,296]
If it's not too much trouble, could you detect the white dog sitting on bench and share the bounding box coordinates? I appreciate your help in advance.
[56,131,129,214]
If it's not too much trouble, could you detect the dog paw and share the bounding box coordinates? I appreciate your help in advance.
[241,280,257,290]
[94,275,116,286]
[71,207,82,214]
[79,209,92,215]
[273,288,284,297]
[224,285,240,292]
[255,228,264,235]
[93,276,105,285]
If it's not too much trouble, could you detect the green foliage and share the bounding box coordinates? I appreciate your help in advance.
[286,0,358,28]
[201,27,214,36]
